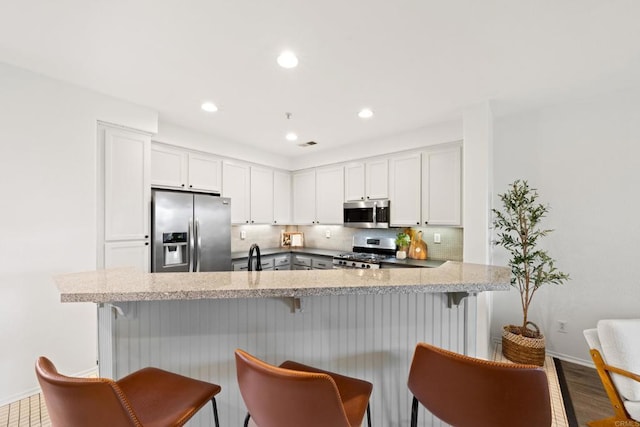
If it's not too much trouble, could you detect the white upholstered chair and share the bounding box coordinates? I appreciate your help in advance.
[583,319,640,427]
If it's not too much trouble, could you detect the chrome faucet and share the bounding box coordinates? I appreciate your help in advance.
[248,243,262,271]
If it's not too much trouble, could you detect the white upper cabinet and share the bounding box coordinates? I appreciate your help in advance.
[344,163,365,201]
[151,143,221,193]
[388,152,422,227]
[316,166,344,224]
[422,146,462,226]
[104,127,150,241]
[365,159,389,200]
[273,170,291,225]
[150,144,187,189]
[222,161,251,224]
[250,166,274,224]
[292,170,316,224]
[344,159,388,201]
[187,152,222,193]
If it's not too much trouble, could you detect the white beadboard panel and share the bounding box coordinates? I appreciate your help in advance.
[102,293,473,426]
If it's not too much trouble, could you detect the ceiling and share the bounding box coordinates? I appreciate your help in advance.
[1,0,639,157]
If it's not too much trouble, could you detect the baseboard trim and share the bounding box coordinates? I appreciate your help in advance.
[0,366,98,407]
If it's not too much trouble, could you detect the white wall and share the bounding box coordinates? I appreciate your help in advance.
[292,118,463,170]
[0,62,157,404]
[491,89,640,364]
[155,121,290,170]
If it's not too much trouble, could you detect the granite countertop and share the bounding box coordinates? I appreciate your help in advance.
[54,261,510,303]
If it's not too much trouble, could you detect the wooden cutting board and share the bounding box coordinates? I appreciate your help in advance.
[408,231,428,260]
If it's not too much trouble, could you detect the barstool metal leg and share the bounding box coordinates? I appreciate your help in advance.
[366,402,372,427]
[211,397,220,427]
[244,412,251,427]
[410,396,419,427]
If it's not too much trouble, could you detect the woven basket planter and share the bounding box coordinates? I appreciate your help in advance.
[502,322,546,366]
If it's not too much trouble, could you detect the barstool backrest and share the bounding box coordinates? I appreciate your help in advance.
[235,349,351,427]
[408,343,552,427]
[35,357,141,427]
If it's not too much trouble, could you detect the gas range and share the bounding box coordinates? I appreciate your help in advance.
[332,235,396,270]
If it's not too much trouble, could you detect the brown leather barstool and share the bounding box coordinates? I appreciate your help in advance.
[407,343,551,427]
[35,356,221,427]
[235,349,372,427]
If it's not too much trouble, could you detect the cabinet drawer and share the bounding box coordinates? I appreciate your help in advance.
[274,255,291,267]
[311,258,332,270]
[259,259,275,269]
[292,255,311,267]
[233,262,249,271]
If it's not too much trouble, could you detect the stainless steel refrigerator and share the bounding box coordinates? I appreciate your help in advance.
[151,189,232,272]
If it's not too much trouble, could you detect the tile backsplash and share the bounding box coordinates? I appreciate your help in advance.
[231,224,463,261]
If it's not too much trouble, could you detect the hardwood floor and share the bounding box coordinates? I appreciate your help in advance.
[560,360,615,427]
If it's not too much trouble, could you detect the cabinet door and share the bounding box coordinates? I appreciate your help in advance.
[250,166,274,224]
[150,143,187,189]
[316,166,344,224]
[422,146,461,226]
[222,161,250,224]
[292,170,316,224]
[104,128,150,241]
[344,163,365,201]
[188,153,222,193]
[366,159,389,199]
[389,153,421,227]
[104,241,150,272]
[273,171,291,225]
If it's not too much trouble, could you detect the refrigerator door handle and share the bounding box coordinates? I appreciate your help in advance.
[188,219,195,272]
[195,218,201,272]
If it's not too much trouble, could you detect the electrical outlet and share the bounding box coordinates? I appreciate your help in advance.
[240,230,246,240]
[434,233,441,244]
[325,229,331,238]
[557,320,567,333]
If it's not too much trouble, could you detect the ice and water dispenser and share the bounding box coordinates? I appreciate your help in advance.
[162,232,187,266]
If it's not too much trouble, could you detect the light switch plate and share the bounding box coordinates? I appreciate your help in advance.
[434,233,441,244]
[325,229,331,238]
[240,230,246,240]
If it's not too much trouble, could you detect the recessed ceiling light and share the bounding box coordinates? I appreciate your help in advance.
[358,108,374,119]
[277,51,299,69]
[201,102,218,113]
[286,132,298,141]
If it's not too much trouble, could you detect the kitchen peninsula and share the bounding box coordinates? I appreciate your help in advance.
[55,262,509,427]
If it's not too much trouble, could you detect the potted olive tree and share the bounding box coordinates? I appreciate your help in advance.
[493,180,569,366]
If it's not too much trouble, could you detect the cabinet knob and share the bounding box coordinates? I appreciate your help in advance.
[361,197,364,200]
[251,220,254,223]
[274,220,277,224]
[424,221,428,225]
[145,242,149,246]
[366,196,370,199]
[246,220,249,224]
[181,184,185,187]
[144,235,149,238]
[416,222,420,225]
[189,185,193,188]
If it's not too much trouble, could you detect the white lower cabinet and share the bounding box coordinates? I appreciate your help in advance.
[292,254,312,270]
[104,240,150,272]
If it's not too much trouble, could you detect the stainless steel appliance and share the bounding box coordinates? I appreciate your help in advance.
[343,200,390,228]
[151,189,232,272]
[333,235,396,269]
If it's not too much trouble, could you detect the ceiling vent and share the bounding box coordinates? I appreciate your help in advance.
[297,141,318,147]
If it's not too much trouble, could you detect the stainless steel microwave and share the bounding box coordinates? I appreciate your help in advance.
[343,200,390,228]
